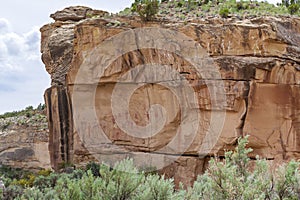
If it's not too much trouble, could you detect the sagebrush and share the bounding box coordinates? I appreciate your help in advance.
[0,136,299,199]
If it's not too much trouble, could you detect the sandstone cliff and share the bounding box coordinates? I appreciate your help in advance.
[41,6,300,186]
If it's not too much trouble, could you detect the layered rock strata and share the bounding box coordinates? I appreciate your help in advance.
[0,113,50,170]
[41,6,300,186]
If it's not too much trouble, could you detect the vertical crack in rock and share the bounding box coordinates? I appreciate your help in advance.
[58,88,70,163]
[239,81,250,137]
[44,86,71,170]
[279,130,287,159]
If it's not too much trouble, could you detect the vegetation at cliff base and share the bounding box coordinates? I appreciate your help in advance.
[120,0,300,20]
[0,137,299,199]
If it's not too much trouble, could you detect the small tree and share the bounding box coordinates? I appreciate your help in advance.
[131,0,159,21]
[288,3,300,14]
[282,0,300,14]
[219,7,230,18]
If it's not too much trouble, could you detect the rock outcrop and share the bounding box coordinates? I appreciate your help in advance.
[41,6,300,186]
[0,112,50,170]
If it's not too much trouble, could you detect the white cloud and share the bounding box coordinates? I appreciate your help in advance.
[24,28,40,52]
[0,18,10,34]
[0,20,40,73]
[0,19,49,114]
[0,0,283,114]
[0,1,134,114]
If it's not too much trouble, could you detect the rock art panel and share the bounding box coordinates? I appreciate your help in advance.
[41,6,300,186]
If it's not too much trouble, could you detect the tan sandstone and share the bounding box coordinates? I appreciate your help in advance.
[41,6,300,186]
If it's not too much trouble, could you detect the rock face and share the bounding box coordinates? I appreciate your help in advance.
[41,6,300,186]
[0,113,50,170]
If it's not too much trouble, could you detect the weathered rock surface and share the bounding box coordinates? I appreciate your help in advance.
[41,6,300,186]
[0,113,50,170]
[50,6,108,22]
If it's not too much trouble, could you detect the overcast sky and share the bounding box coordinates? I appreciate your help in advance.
[0,0,280,114]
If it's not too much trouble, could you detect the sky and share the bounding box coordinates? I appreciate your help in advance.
[0,0,280,114]
[0,0,133,114]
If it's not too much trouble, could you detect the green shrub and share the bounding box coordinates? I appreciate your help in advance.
[177,0,184,7]
[187,0,201,10]
[85,162,101,177]
[36,103,46,111]
[288,3,300,14]
[281,0,300,14]
[236,1,250,10]
[37,169,52,177]
[119,0,297,19]
[11,174,35,187]
[0,121,11,131]
[219,7,230,18]
[132,0,159,21]
[0,165,32,183]
[0,104,45,119]
[58,161,75,171]
[33,173,60,190]
[138,174,176,199]
[186,136,300,199]
[275,160,300,199]
[97,159,144,199]
[21,187,59,200]
[2,185,24,200]
[1,137,300,199]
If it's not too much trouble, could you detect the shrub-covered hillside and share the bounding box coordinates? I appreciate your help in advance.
[0,104,48,133]
[119,0,300,20]
[0,137,299,199]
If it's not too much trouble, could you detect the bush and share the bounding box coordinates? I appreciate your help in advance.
[97,159,144,199]
[281,0,300,14]
[236,1,250,10]
[1,137,300,199]
[219,7,230,18]
[33,173,60,190]
[11,174,36,187]
[275,160,300,199]
[186,136,300,199]
[119,0,298,19]
[0,121,11,131]
[20,159,179,199]
[288,3,300,14]
[36,103,46,111]
[37,169,52,177]
[2,185,24,200]
[0,165,32,183]
[138,174,177,199]
[85,162,101,177]
[0,104,45,119]
[132,0,159,21]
